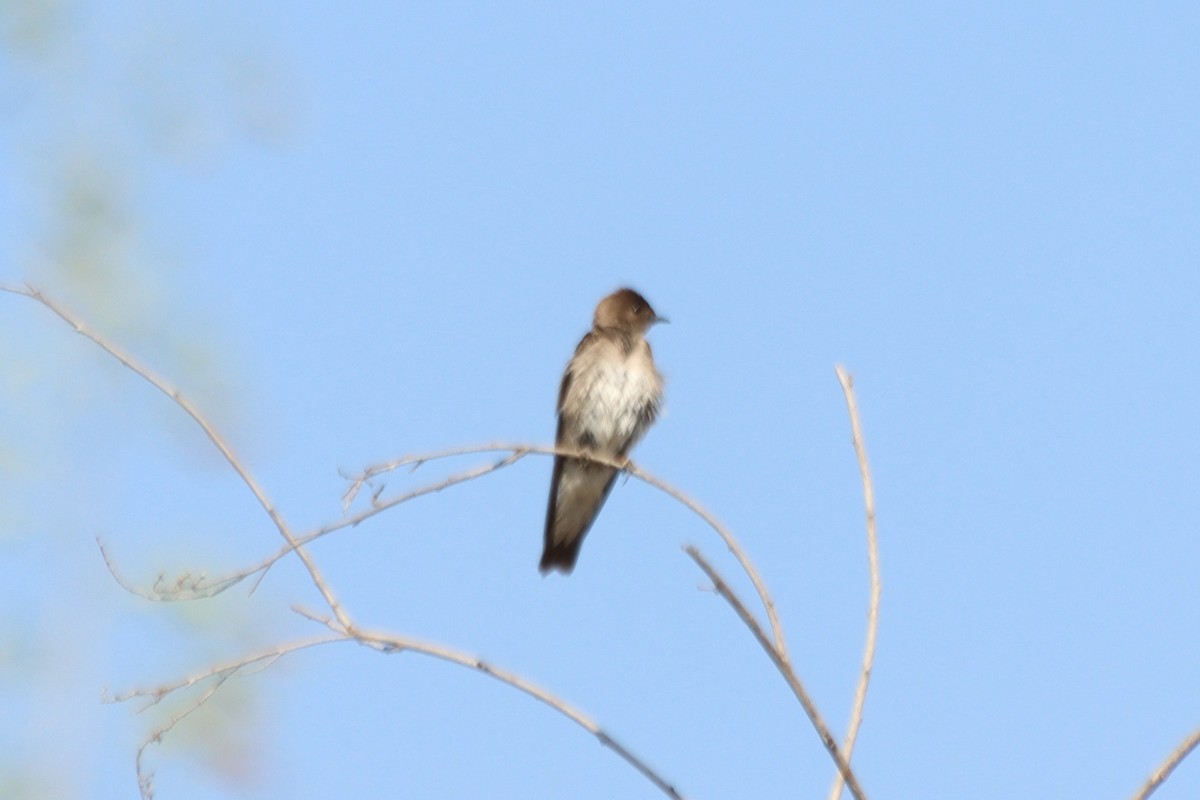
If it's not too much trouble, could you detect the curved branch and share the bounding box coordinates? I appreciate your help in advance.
[350,626,688,800]
[828,366,880,800]
[109,623,687,800]
[344,443,789,657]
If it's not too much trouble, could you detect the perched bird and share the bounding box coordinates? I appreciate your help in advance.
[540,288,666,574]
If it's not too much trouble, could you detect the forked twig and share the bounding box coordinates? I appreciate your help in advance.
[103,635,342,709]
[108,635,343,799]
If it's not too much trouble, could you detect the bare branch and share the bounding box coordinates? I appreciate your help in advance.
[1132,726,1200,800]
[687,546,868,800]
[828,366,881,800]
[102,434,783,672]
[3,284,351,629]
[344,443,790,658]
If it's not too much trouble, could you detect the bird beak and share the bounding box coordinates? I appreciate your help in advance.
[653,314,669,325]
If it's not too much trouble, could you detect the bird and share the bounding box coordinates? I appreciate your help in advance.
[540,288,666,574]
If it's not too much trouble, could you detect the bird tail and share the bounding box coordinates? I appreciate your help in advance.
[538,539,582,574]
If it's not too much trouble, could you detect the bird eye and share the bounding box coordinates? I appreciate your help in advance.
[632,305,642,314]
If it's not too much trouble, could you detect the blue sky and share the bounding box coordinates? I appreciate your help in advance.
[2,2,1199,798]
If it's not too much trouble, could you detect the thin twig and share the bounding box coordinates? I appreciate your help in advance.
[108,635,343,799]
[1132,726,1200,800]
[102,635,342,708]
[339,442,523,510]
[97,536,250,600]
[96,451,528,601]
[3,284,352,631]
[828,366,881,800]
[687,546,868,800]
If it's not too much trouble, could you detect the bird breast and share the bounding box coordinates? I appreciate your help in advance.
[565,339,662,454]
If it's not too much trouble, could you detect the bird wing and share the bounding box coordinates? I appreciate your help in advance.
[540,334,619,573]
